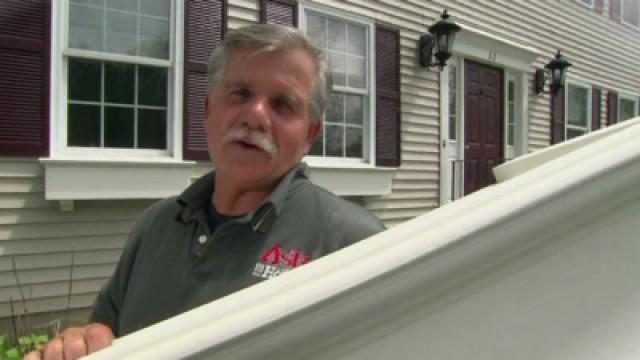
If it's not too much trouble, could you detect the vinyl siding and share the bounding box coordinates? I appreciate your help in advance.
[1,0,639,319]
[228,0,259,27]
[362,0,640,223]
[0,158,152,317]
[433,0,640,151]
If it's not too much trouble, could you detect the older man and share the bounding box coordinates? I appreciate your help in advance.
[28,24,384,359]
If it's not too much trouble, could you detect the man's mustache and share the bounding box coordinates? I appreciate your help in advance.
[222,127,278,157]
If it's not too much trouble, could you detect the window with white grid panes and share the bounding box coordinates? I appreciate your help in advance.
[66,0,171,150]
[507,79,516,147]
[304,9,370,160]
[618,96,639,122]
[566,83,591,140]
[447,61,462,201]
[448,63,458,141]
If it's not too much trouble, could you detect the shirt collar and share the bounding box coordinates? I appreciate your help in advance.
[176,162,308,233]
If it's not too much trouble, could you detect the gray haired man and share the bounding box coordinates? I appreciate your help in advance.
[28,23,383,360]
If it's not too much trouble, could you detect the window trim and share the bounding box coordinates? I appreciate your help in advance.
[565,80,592,140]
[50,0,185,160]
[438,24,538,206]
[620,0,640,28]
[617,92,639,122]
[43,0,193,202]
[298,0,376,166]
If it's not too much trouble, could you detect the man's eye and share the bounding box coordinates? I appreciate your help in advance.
[229,88,250,99]
[272,98,294,113]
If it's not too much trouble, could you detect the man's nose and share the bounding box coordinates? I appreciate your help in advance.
[240,97,271,131]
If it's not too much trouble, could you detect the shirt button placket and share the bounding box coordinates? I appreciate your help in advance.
[194,234,208,257]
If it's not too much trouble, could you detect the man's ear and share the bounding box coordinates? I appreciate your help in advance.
[304,120,322,153]
[307,120,322,143]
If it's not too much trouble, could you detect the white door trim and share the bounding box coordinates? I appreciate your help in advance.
[439,26,539,206]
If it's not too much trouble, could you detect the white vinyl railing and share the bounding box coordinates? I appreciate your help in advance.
[87,118,640,360]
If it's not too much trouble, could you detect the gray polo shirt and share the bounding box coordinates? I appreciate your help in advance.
[91,163,384,336]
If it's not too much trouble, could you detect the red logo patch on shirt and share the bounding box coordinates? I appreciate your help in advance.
[253,245,311,279]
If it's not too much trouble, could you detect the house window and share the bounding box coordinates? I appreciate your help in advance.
[446,60,462,202]
[502,74,518,160]
[618,95,639,122]
[566,83,592,140]
[64,0,173,151]
[448,63,458,141]
[506,79,516,147]
[622,0,640,27]
[302,7,372,161]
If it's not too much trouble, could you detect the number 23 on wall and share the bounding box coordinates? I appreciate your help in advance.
[488,51,497,62]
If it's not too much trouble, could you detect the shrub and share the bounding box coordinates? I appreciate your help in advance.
[0,334,49,360]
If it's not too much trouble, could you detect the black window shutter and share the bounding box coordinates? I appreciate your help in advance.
[375,25,401,167]
[592,87,601,131]
[607,91,618,125]
[0,0,50,156]
[550,86,566,145]
[610,0,622,22]
[184,0,227,161]
[260,0,298,26]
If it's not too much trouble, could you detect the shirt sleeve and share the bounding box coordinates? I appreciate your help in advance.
[88,207,149,336]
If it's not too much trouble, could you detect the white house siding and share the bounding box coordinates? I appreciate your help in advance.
[367,0,640,226]
[1,0,639,319]
[431,0,640,151]
[0,158,153,318]
[228,0,259,28]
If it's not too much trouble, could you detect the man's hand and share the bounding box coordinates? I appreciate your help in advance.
[24,323,114,360]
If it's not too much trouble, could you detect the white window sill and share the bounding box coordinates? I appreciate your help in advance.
[39,157,196,201]
[38,157,394,203]
[305,160,395,196]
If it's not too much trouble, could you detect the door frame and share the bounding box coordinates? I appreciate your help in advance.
[439,26,539,206]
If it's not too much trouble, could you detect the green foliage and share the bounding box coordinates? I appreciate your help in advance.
[0,333,49,359]
[2,253,79,359]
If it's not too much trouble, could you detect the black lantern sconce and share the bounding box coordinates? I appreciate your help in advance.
[535,51,573,95]
[418,10,461,70]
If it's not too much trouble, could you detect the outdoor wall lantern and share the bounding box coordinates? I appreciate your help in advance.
[418,9,461,70]
[535,50,573,95]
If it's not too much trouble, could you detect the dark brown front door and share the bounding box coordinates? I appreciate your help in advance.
[464,60,504,195]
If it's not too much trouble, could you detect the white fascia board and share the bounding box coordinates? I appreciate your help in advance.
[40,158,195,200]
[85,114,640,358]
